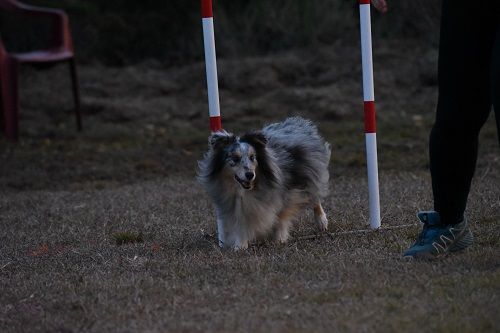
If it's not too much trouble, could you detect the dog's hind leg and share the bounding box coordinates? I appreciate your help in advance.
[275,206,301,243]
[313,202,328,231]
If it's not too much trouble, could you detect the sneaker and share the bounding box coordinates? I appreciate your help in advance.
[403,211,473,259]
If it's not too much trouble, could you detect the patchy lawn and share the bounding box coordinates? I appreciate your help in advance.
[1,39,499,332]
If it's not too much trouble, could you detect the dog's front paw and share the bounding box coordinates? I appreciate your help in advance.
[232,241,249,251]
[315,213,328,231]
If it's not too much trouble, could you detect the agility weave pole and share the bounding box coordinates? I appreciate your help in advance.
[201,0,222,132]
[359,0,381,229]
[201,0,225,247]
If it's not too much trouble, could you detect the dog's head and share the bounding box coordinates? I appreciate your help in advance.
[208,130,267,190]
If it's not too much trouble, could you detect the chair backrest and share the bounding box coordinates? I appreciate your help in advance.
[0,1,24,56]
[0,0,74,52]
[0,0,23,11]
[0,33,7,62]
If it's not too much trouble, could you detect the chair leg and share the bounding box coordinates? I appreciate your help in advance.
[69,58,82,131]
[1,58,19,142]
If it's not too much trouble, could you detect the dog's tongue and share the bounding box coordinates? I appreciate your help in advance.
[235,176,252,189]
[238,178,251,189]
[242,182,251,189]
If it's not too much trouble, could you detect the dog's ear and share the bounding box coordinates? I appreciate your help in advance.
[209,130,236,150]
[240,131,267,148]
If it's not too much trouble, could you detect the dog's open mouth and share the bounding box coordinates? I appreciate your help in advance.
[234,175,253,190]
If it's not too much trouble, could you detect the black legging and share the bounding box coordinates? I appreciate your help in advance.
[430,0,500,225]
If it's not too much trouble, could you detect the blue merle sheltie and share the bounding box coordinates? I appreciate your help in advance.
[198,117,331,250]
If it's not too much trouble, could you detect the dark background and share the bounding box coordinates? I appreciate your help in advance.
[1,0,440,65]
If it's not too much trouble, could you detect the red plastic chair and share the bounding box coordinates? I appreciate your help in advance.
[0,0,81,141]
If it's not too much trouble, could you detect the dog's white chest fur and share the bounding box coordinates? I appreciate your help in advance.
[218,188,282,249]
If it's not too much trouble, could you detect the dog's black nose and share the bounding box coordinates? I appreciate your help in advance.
[245,172,255,180]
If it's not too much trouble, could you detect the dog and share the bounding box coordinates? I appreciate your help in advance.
[198,117,331,250]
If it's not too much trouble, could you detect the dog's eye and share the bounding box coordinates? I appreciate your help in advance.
[249,155,256,162]
[231,156,241,163]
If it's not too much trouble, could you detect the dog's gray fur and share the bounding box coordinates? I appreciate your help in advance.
[198,117,331,249]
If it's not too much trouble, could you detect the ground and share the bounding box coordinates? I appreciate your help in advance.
[1,39,499,332]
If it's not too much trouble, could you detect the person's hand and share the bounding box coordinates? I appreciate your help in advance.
[371,0,388,13]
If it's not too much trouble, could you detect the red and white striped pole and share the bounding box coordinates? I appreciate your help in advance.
[359,0,381,229]
[201,0,222,132]
[201,0,225,247]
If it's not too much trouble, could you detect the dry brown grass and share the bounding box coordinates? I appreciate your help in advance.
[1,38,499,332]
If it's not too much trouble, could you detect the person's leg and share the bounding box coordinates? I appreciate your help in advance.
[404,0,498,258]
[492,24,500,144]
[430,0,497,225]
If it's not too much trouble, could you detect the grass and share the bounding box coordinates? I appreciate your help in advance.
[112,232,144,246]
[0,38,499,332]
